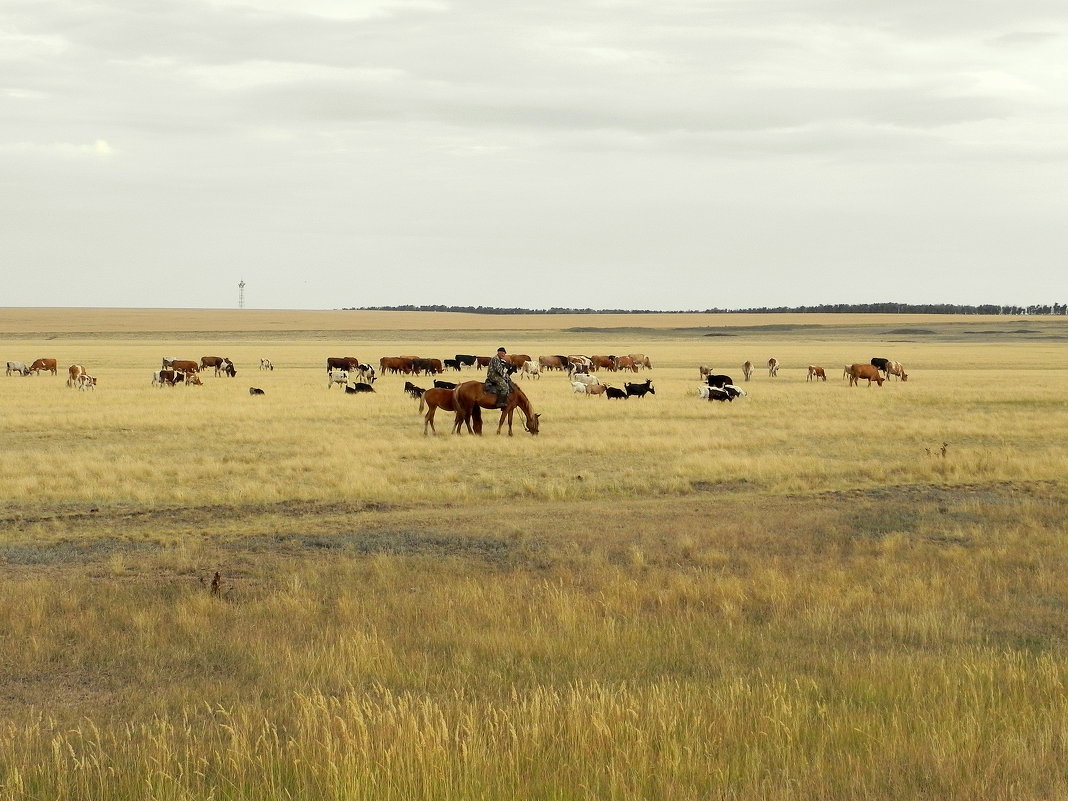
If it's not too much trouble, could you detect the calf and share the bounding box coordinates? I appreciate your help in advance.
[249,387,265,395]
[807,365,827,382]
[345,382,375,393]
[152,369,184,387]
[77,374,97,390]
[328,369,348,388]
[67,364,86,388]
[443,358,461,371]
[403,381,426,399]
[606,386,628,399]
[521,360,541,380]
[707,387,732,402]
[433,380,458,390]
[259,358,274,371]
[219,358,237,378]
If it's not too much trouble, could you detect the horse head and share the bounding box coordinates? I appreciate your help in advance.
[523,412,541,436]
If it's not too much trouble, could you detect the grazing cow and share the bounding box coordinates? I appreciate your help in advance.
[67,364,86,388]
[742,361,754,381]
[628,353,651,370]
[807,365,827,382]
[412,358,442,375]
[615,356,637,372]
[327,356,361,374]
[345,382,375,393]
[870,357,891,377]
[5,361,29,376]
[624,379,655,398]
[153,369,184,387]
[539,355,567,372]
[76,374,97,390]
[443,358,461,371]
[433,380,458,390]
[219,358,237,378]
[521,360,540,380]
[590,355,616,372]
[355,364,377,383]
[887,360,908,381]
[167,360,200,376]
[585,383,608,397]
[454,354,477,369]
[184,373,204,386]
[571,372,601,386]
[566,362,590,377]
[29,358,58,376]
[249,387,265,395]
[380,356,415,375]
[706,374,733,389]
[847,363,884,387]
[842,364,852,380]
[403,381,426,399]
[328,369,348,388]
[570,381,587,394]
[722,384,747,399]
[259,358,274,371]
[768,358,779,377]
[606,386,628,399]
[201,356,225,374]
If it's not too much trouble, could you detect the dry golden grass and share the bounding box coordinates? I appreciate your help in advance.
[1,309,1067,799]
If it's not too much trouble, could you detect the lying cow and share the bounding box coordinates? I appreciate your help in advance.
[249,387,266,395]
[345,382,375,393]
[847,363,884,387]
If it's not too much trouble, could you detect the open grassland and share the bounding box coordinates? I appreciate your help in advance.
[1,309,1067,800]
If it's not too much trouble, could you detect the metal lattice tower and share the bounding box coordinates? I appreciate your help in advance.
[238,280,246,309]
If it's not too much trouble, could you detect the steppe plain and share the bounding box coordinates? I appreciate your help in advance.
[1,307,1066,800]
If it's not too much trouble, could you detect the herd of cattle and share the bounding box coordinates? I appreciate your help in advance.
[4,352,909,407]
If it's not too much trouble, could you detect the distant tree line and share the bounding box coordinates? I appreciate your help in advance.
[350,302,1067,315]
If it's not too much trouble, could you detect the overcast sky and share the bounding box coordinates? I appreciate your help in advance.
[3,0,1065,310]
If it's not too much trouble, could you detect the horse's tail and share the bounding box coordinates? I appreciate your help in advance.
[419,392,426,414]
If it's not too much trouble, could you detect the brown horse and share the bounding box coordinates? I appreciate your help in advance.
[452,381,541,436]
[419,387,479,435]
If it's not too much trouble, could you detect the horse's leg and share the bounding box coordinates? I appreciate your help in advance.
[424,405,435,435]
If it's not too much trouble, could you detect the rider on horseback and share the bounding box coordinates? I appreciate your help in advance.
[485,347,514,409]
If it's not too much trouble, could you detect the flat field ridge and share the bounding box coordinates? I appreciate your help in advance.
[1,308,1066,800]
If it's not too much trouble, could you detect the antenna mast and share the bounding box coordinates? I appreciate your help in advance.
[238,280,246,309]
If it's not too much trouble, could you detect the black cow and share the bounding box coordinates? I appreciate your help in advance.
[606,386,628,399]
[706,374,733,388]
[443,359,461,371]
[403,381,425,398]
[433,380,458,390]
[454,354,477,368]
[345,382,375,393]
[871,357,891,376]
[624,380,655,398]
[249,387,265,395]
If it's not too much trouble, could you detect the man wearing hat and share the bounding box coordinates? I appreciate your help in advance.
[485,347,514,409]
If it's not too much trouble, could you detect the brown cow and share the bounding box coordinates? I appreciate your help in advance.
[29,358,57,376]
[887,360,909,381]
[67,364,86,388]
[539,355,567,371]
[847,363,884,387]
[615,356,638,372]
[168,360,200,375]
[628,353,651,370]
[327,356,360,374]
[807,365,827,382]
[380,357,415,374]
[590,355,616,371]
[201,356,226,374]
[504,354,532,369]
